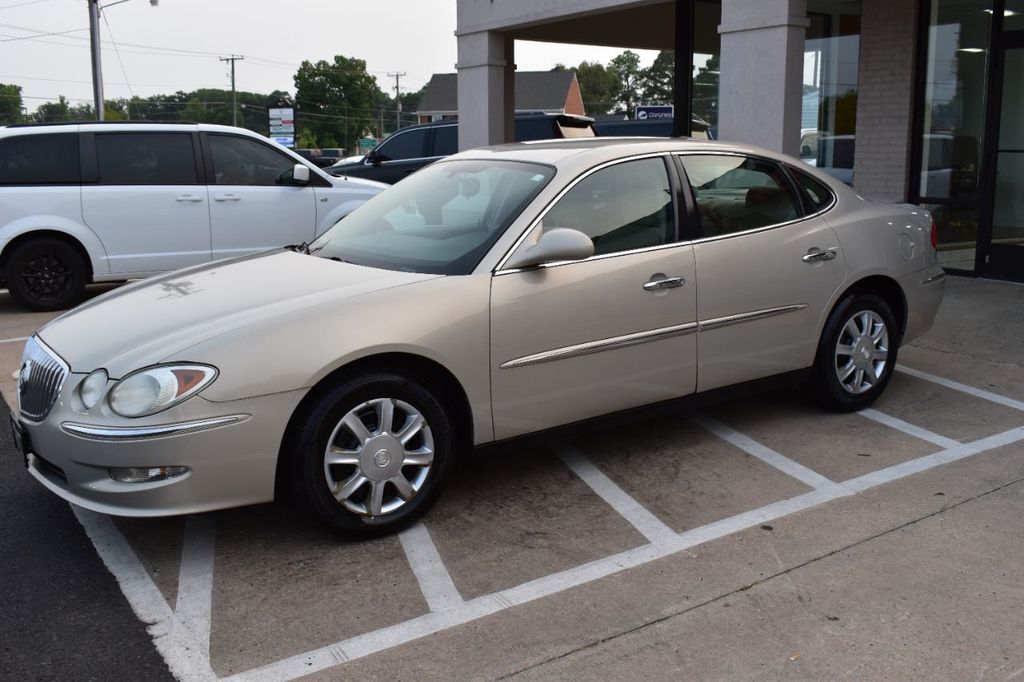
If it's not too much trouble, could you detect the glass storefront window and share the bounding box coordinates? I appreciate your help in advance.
[916,0,993,271]
[1001,0,1024,31]
[802,1,861,186]
[692,0,721,138]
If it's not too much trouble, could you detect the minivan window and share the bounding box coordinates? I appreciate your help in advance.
[208,134,296,186]
[309,159,554,275]
[96,133,197,185]
[0,134,79,185]
[680,155,800,237]
[376,129,428,162]
[432,126,458,156]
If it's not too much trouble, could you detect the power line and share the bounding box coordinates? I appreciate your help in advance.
[218,55,243,126]
[387,71,405,132]
[101,10,133,100]
[0,0,56,10]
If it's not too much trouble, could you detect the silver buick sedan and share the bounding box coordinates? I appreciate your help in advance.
[13,138,945,537]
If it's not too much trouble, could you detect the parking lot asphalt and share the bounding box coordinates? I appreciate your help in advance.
[1,275,1023,681]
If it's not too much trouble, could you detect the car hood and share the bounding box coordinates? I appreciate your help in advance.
[38,251,440,375]
[326,172,388,191]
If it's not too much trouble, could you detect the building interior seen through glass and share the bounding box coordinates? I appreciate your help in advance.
[917,0,993,272]
[801,0,861,186]
[692,0,722,134]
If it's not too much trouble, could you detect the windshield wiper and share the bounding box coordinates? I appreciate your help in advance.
[285,242,311,254]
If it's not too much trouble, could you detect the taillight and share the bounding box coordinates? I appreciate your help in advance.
[930,221,938,250]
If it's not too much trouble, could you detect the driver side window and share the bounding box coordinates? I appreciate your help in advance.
[208,134,297,186]
[543,157,674,256]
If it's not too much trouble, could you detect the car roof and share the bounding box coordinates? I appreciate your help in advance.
[0,121,271,137]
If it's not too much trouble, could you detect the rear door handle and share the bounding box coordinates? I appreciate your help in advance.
[643,276,686,292]
[802,247,838,263]
[214,194,241,202]
[175,194,204,202]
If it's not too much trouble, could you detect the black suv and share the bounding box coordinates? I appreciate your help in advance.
[327,113,594,184]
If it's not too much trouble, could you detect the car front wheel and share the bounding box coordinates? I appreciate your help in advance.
[808,293,899,412]
[6,237,88,311]
[285,373,455,538]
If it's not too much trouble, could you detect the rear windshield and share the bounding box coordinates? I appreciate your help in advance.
[310,159,554,275]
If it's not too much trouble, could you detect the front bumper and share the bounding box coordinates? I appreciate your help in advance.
[16,381,305,517]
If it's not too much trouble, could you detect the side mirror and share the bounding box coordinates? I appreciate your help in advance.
[366,149,382,166]
[292,163,310,185]
[503,228,594,270]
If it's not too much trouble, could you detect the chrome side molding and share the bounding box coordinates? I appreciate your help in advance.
[699,304,808,332]
[500,322,699,369]
[920,270,945,284]
[61,415,248,441]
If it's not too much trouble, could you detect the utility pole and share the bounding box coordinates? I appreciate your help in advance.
[219,55,244,126]
[388,72,406,133]
[87,0,104,120]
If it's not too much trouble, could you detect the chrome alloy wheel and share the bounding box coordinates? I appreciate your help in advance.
[323,397,434,518]
[835,310,889,395]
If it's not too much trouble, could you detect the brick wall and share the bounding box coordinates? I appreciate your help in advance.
[852,0,919,203]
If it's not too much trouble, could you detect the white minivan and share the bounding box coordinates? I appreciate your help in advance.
[0,122,387,310]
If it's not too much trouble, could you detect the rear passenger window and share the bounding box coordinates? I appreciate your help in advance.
[791,169,834,212]
[96,133,197,185]
[0,134,79,185]
[432,126,458,156]
[376,129,428,161]
[680,155,800,237]
[542,157,674,256]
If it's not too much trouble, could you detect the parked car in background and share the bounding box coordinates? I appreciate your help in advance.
[0,122,386,310]
[594,116,714,139]
[327,113,595,185]
[14,137,944,538]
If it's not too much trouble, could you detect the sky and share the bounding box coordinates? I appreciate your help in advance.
[0,0,659,113]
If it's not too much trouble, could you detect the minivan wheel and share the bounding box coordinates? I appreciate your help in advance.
[6,237,88,311]
[808,293,899,412]
[286,373,455,538]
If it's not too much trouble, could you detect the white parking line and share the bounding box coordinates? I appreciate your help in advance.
[897,365,1024,412]
[858,408,961,449]
[555,444,679,546]
[228,422,1024,682]
[398,522,463,613]
[71,506,217,681]
[0,336,28,345]
[689,414,836,490]
[175,514,217,658]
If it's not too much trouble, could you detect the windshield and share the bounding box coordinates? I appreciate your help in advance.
[310,159,555,274]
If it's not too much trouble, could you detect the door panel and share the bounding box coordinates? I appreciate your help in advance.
[490,246,698,439]
[82,132,210,274]
[692,217,845,391]
[205,134,317,259]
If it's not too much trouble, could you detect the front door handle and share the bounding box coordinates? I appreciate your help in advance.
[214,194,241,202]
[802,247,838,263]
[643,276,686,292]
[175,194,204,202]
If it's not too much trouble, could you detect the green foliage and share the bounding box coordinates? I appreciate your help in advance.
[553,61,620,115]
[294,55,388,153]
[640,51,675,104]
[693,54,719,126]
[0,83,25,124]
[608,50,643,115]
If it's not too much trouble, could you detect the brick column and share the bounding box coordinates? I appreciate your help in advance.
[852,0,919,202]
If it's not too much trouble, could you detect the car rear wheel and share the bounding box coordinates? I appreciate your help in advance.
[808,293,899,412]
[285,373,455,538]
[6,237,88,311]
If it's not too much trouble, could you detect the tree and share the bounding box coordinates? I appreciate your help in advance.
[33,96,71,122]
[608,50,643,115]
[640,51,675,104]
[693,54,720,126]
[554,61,620,115]
[0,83,24,124]
[294,55,387,153]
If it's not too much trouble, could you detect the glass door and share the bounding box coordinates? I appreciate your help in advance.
[981,32,1024,279]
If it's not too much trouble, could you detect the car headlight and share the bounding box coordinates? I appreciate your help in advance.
[108,364,218,418]
[78,369,108,410]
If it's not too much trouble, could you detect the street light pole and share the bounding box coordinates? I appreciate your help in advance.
[87,0,104,121]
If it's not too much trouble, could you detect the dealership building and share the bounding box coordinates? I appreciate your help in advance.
[454,0,1024,281]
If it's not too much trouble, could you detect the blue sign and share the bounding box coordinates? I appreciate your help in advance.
[635,105,674,120]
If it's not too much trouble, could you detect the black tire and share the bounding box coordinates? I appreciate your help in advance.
[284,372,456,539]
[807,293,899,412]
[5,237,88,311]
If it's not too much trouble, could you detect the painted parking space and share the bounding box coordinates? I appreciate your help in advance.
[3,280,1024,680]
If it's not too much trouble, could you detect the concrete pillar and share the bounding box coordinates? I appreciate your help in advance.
[456,30,513,151]
[717,0,808,156]
[852,0,918,202]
